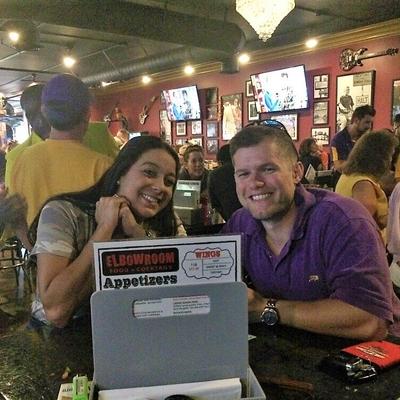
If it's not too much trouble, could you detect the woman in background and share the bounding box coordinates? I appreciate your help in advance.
[299,138,323,176]
[335,130,397,242]
[178,144,209,196]
[29,136,184,329]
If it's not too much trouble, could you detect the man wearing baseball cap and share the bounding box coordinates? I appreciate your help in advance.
[8,74,113,247]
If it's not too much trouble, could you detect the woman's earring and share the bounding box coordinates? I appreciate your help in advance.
[117,180,120,186]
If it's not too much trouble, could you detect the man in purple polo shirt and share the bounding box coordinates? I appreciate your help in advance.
[223,124,400,340]
[330,105,375,187]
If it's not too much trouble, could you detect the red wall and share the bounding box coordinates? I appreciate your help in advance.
[91,35,400,158]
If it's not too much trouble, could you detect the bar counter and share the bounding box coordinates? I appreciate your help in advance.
[1,307,400,400]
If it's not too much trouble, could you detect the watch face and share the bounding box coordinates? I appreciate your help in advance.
[261,308,278,326]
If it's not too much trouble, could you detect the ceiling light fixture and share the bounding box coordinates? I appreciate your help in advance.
[142,75,152,84]
[2,20,40,51]
[236,0,295,42]
[305,38,318,48]
[8,31,20,43]
[63,55,76,68]
[238,53,250,64]
[184,65,194,75]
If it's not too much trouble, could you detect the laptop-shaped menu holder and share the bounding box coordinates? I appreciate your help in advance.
[91,282,250,391]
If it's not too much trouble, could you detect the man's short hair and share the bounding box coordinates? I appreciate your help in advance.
[41,74,91,131]
[351,105,376,123]
[394,113,400,125]
[216,144,232,164]
[230,125,299,163]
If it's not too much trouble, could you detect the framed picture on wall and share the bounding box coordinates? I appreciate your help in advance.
[206,139,218,154]
[206,121,218,138]
[313,74,329,99]
[206,104,218,120]
[191,120,202,135]
[159,109,171,141]
[336,70,375,131]
[270,113,298,141]
[392,78,400,120]
[175,138,186,145]
[190,138,203,147]
[205,87,218,105]
[176,121,186,136]
[311,127,330,145]
[247,100,259,121]
[221,93,242,140]
[245,80,253,97]
[313,101,329,125]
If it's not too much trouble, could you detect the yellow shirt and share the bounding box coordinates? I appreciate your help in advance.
[335,173,388,242]
[9,139,112,226]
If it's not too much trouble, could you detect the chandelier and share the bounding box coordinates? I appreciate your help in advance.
[236,0,295,42]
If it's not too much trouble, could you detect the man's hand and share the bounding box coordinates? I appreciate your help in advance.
[247,287,267,323]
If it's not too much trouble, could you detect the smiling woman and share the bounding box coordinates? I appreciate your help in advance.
[28,136,185,330]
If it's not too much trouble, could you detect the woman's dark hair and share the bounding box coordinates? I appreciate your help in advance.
[343,130,398,179]
[183,144,203,162]
[299,138,317,158]
[29,136,180,244]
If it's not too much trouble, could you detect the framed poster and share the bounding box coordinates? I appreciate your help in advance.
[176,121,186,136]
[175,138,186,145]
[221,93,242,140]
[247,100,259,122]
[392,79,400,120]
[313,101,329,125]
[191,120,202,135]
[205,87,218,105]
[336,70,375,131]
[206,121,218,138]
[245,80,253,97]
[206,104,218,120]
[270,113,298,141]
[311,127,330,145]
[206,139,218,154]
[159,109,171,143]
[313,74,329,99]
[190,138,203,147]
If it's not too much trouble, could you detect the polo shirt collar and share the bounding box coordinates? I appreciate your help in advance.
[291,184,316,240]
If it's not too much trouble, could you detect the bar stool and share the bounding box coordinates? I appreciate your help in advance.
[0,238,34,292]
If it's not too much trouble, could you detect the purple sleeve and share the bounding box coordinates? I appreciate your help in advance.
[322,214,395,324]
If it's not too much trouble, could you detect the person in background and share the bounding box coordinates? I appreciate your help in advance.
[335,130,397,243]
[178,144,209,196]
[29,136,184,329]
[387,182,400,295]
[330,105,376,186]
[7,74,113,249]
[298,138,323,181]
[208,144,242,221]
[393,113,400,138]
[222,123,400,340]
[114,128,129,148]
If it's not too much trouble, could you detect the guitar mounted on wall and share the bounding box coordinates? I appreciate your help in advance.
[340,47,399,71]
[138,95,158,125]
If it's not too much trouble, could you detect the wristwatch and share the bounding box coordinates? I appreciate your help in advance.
[260,299,279,326]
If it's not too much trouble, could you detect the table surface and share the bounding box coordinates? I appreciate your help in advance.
[1,311,400,400]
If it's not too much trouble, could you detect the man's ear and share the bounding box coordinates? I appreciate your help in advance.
[293,161,304,184]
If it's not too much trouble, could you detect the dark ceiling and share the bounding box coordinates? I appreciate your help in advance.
[1,0,400,111]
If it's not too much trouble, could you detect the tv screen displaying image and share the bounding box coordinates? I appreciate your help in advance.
[162,85,201,121]
[250,65,309,113]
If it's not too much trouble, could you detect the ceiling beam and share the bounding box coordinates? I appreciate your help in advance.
[0,0,245,54]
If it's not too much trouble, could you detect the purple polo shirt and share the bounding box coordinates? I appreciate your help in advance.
[330,127,353,162]
[223,185,400,336]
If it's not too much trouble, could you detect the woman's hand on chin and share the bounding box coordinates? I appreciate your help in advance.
[119,203,147,238]
[95,196,124,237]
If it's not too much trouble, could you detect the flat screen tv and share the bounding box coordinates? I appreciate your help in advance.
[162,85,201,121]
[250,65,309,113]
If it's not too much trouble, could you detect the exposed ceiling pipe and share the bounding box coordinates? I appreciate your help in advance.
[0,0,245,54]
[81,47,229,86]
